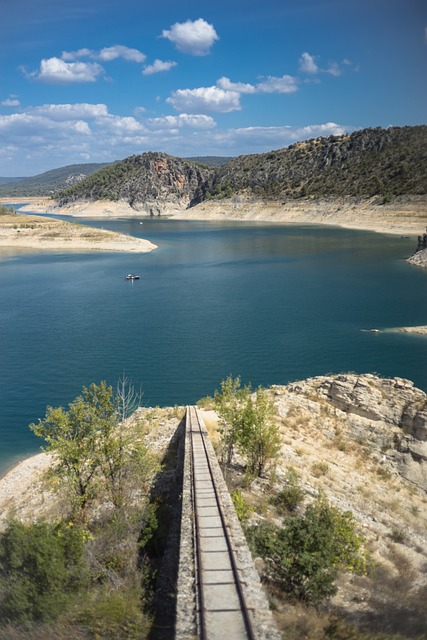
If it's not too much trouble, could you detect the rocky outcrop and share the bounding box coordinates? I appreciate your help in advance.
[58,152,215,215]
[408,230,427,268]
[274,373,427,491]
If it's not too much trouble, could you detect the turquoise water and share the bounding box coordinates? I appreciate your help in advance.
[0,215,426,474]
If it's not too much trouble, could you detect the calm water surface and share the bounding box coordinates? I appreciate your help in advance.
[0,214,426,474]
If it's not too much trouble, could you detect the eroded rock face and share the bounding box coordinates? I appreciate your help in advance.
[278,374,427,491]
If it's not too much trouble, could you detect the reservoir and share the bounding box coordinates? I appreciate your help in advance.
[0,216,426,475]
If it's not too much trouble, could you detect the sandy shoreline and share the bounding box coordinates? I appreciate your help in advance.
[0,211,157,253]
[7,195,426,237]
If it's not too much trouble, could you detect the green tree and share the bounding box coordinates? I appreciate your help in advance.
[214,376,250,466]
[0,520,86,623]
[246,497,366,604]
[30,380,149,515]
[238,386,281,477]
[214,377,281,477]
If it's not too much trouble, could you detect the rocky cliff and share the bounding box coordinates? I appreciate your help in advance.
[57,152,215,215]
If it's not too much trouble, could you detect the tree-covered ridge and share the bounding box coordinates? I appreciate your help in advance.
[209,125,427,201]
[0,163,110,197]
[55,126,427,209]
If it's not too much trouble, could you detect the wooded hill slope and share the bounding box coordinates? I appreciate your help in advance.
[0,163,110,197]
[55,126,427,211]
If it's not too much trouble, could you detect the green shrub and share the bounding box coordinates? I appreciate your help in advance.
[214,376,281,477]
[246,498,366,604]
[0,520,87,623]
[75,585,150,640]
[231,490,253,523]
[273,469,305,514]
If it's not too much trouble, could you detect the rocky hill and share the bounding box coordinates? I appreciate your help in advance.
[54,126,427,215]
[57,152,216,215]
[209,125,427,201]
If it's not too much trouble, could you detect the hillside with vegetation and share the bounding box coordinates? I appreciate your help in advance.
[53,126,427,213]
[0,163,110,197]
[208,125,427,202]
[56,152,216,215]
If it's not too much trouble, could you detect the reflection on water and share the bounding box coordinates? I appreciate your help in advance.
[0,217,426,474]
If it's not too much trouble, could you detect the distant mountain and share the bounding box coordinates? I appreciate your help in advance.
[185,156,234,167]
[0,177,24,186]
[0,163,111,197]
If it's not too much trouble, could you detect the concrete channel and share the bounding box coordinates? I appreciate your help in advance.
[175,406,281,640]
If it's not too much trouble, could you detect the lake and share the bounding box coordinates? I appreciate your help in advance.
[1,214,426,475]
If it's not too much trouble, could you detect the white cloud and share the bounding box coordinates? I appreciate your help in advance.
[299,52,319,74]
[98,45,146,63]
[161,18,219,55]
[256,74,298,94]
[28,103,109,120]
[61,45,146,63]
[146,114,216,130]
[95,114,145,133]
[217,76,256,94]
[1,98,21,107]
[61,48,93,61]
[326,62,342,76]
[167,86,241,113]
[25,57,104,83]
[142,59,177,76]
[0,113,91,139]
[299,52,353,77]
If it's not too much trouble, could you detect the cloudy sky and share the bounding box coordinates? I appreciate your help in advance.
[1,0,426,176]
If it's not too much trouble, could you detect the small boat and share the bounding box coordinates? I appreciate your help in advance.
[125,274,140,280]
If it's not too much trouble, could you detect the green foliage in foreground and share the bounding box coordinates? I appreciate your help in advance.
[246,497,366,604]
[0,520,86,623]
[214,376,281,478]
[30,380,153,516]
[4,380,161,634]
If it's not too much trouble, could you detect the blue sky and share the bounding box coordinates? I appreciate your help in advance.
[0,0,426,176]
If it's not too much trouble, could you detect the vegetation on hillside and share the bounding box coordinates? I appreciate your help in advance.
[0,163,110,197]
[209,125,427,202]
[53,125,427,210]
[56,152,215,209]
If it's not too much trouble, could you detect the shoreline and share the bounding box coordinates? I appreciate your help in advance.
[7,195,426,238]
[0,451,55,530]
[0,211,157,253]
